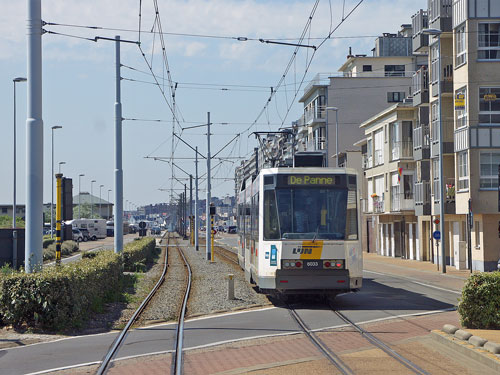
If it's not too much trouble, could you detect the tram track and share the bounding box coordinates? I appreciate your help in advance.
[96,232,170,375]
[330,306,430,375]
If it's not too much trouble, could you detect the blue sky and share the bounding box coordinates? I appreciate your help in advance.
[0,0,426,207]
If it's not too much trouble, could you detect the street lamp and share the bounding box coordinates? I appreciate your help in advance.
[12,77,26,269]
[325,107,339,167]
[91,180,96,218]
[12,77,27,230]
[58,161,66,174]
[78,174,85,219]
[107,189,112,220]
[99,184,104,218]
[422,28,446,273]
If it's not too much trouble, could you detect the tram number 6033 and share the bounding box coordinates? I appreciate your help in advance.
[306,261,319,267]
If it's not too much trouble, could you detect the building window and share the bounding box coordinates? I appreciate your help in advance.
[384,65,405,77]
[478,23,500,60]
[374,129,384,166]
[479,87,500,125]
[433,159,440,201]
[455,86,467,128]
[456,25,466,66]
[457,151,469,190]
[480,152,500,189]
[387,92,406,103]
[1,208,7,214]
[431,44,439,83]
[363,65,372,72]
[431,102,439,143]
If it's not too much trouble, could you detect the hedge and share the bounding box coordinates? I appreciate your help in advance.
[43,236,55,249]
[0,251,122,330]
[122,237,156,272]
[458,272,500,329]
[43,241,79,261]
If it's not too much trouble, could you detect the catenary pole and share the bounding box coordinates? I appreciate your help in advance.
[206,112,212,260]
[195,146,199,251]
[114,35,124,253]
[25,0,44,273]
[190,174,193,244]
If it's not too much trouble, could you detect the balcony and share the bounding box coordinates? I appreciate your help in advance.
[362,154,373,169]
[304,106,326,124]
[411,9,429,52]
[412,68,429,106]
[361,198,372,214]
[391,192,415,212]
[428,0,452,32]
[415,181,431,215]
[391,141,413,161]
[454,126,500,150]
[432,178,456,214]
[413,125,430,160]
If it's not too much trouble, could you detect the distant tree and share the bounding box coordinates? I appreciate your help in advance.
[0,215,25,228]
[72,203,102,219]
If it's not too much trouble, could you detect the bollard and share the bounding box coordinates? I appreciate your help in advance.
[228,274,235,300]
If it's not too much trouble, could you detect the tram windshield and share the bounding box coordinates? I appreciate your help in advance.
[264,187,358,240]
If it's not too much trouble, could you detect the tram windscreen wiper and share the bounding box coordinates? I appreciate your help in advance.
[312,225,320,243]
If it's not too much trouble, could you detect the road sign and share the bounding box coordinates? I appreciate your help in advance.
[455,93,465,111]
[139,221,146,229]
[433,231,441,240]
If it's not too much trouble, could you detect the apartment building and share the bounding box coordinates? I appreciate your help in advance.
[359,103,419,258]
[296,26,423,166]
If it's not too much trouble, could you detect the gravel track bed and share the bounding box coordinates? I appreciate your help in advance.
[138,240,187,324]
[181,239,270,317]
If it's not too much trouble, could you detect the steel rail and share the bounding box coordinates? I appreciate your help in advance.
[287,305,353,375]
[213,246,239,265]
[332,308,430,375]
[96,233,170,375]
[172,242,192,375]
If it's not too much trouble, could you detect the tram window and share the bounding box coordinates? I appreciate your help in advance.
[345,190,358,240]
[264,190,280,240]
[264,176,274,185]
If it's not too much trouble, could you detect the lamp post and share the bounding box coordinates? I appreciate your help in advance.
[422,28,446,273]
[12,77,27,230]
[58,161,66,174]
[90,180,96,218]
[50,125,62,237]
[12,77,27,269]
[99,184,104,218]
[325,107,339,167]
[107,189,112,220]
[78,174,85,219]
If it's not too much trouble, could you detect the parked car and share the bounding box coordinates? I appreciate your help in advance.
[72,228,84,242]
[228,226,237,234]
[151,226,161,235]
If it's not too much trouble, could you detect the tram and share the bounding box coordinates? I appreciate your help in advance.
[237,167,362,297]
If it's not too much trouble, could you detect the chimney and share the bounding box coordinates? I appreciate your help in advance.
[347,46,353,58]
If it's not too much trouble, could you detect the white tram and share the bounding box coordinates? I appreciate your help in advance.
[237,167,362,297]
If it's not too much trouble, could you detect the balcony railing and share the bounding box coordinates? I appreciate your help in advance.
[412,68,429,96]
[373,197,385,213]
[391,141,413,160]
[413,125,430,150]
[304,106,326,124]
[374,150,384,166]
[391,192,415,212]
[412,9,428,36]
[415,181,431,205]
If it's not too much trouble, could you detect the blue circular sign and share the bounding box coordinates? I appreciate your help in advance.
[433,231,441,240]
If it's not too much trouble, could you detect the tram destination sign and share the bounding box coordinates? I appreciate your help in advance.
[277,174,345,188]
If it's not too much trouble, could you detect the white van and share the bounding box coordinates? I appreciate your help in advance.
[66,219,107,240]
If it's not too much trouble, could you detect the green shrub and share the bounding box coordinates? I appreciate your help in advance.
[43,246,56,261]
[0,251,122,330]
[458,272,500,329]
[44,241,79,261]
[43,237,55,249]
[122,237,156,272]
